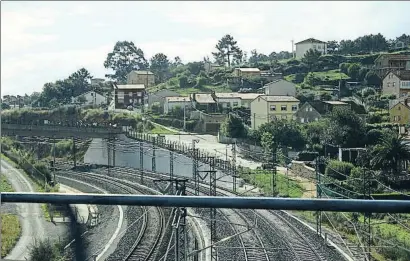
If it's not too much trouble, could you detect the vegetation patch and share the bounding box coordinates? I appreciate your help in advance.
[238,168,304,198]
[1,214,22,258]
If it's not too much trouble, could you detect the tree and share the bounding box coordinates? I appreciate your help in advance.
[212,34,243,67]
[327,40,339,53]
[358,67,369,82]
[1,103,10,110]
[365,71,382,87]
[347,63,361,81]
[302,49,322,70]
[104,41,148,83]
[28,239,63,261]
[150,53,170,83]
[371,134,410,177]
[186,62,204,75]
[173,56,183,66]
[257,120,306,150]
[268,52,277,65]
[220,114,247,138]
[327,107,366,148]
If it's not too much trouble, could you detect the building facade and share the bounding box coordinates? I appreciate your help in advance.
[72,91,106,106]
[390,101,410,125]
[114,84,146,109]
[126,71,155,87]
[295,38,327,59]
[145,89,181,107]
[382,71,410,97]
[250,95,300,129]
[374,54,410,78]
[294,102,322,123]
[164,96,190,114]
[263,80,297,96]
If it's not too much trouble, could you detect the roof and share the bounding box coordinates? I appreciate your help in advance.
[258,95,299,102]
[323,101,348,105]
[263,79,296,87]
[342,100,367,114]
[385,71,410,81]
[74,90,104,98]
[295,38,326,45]
[308,101,327,114]
[193,93,216,104]
[129,70,154,75]
[116,84,145,90]
[236,68,260,72]
[375,54,410,63]
[215,92,262,100]
[391,101,410,111]
[165,96,189,102]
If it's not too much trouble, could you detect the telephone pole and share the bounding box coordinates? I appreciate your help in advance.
[232,142,237,192]
[315,156,322,236]
[139,141,144,184]
[363,168,372,261]
[152,138,156,173]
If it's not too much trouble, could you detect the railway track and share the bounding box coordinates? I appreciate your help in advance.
[57,164,346,261]
[57,170,166,261]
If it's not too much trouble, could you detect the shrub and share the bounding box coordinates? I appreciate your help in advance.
[297,151,319,161]
[325,160,354,180]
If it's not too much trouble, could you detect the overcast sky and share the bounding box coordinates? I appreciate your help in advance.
[1,1,410,96]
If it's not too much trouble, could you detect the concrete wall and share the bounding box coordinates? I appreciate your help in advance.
[290,161,315,180]
[83,135,237,190]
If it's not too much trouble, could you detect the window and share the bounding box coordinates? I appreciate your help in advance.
[313,44,316,49]
[292,105,298,111]
[309,107,313,111]
[394,116,397,121]
[306,107,309,112]
[388,83,391,87]
[281,105,287,111]
[233,102,239,107]
[226,103,231,108]
[270,105,276,111]
[398,116,401,121]
[301,118,305,123]
[393,82,396,87]
[315,118,318,121]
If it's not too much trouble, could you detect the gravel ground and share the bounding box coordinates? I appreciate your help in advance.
[1,160,69,260]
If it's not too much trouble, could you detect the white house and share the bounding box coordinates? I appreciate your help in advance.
[382,71,410,97]
[71,91,106,106]
[295,38,327,59]
[215,93,242,108]
[164,96,190,114]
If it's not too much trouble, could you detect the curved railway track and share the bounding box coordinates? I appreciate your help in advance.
[57,164,345,261]
[57,171,166,261]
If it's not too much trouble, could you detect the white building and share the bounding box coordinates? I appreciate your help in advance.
[382,71,410,97]
[215,93,242,108]
[164,96,190,114]
[262,80,297,96]
[72,91,106,106]
[295,38,327,59]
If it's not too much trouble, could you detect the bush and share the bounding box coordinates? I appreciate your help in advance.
[325,160,354,180]
[28,239,64,261]
[297,151,319,161]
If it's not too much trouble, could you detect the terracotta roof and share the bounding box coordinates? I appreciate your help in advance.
[165,96,189,102]
[295,38,326,45]
[116,84,145,90]
[260,95,299,102]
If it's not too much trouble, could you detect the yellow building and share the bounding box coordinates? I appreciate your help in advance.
[250,95,300,130]
[390,101,410,125]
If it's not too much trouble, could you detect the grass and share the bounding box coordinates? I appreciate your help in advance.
[239,168,304,198]
[1,173,21,258]
[147,125,178,135]
[1,214,22,257]
[309,69,350,81]
[1,153,60,221]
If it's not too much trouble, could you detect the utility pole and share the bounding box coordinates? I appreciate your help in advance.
[139,141,144,184]
[170,151,174,194]
[183,98,186,131]
[209,157,218,261]
[53,138,56,184]
[192,139,200,196]
[315,156,322,236]
[232,142,237,192]
[363,168,372,261]
[173,179,188,261]
[152,138,156,173]
[72,138,77,168]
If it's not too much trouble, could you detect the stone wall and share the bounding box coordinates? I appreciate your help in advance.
[290,160,315,180]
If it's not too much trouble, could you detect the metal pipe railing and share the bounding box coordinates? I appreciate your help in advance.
[1,192,410,213]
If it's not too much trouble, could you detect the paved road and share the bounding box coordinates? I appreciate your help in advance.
[2,160,46,260]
